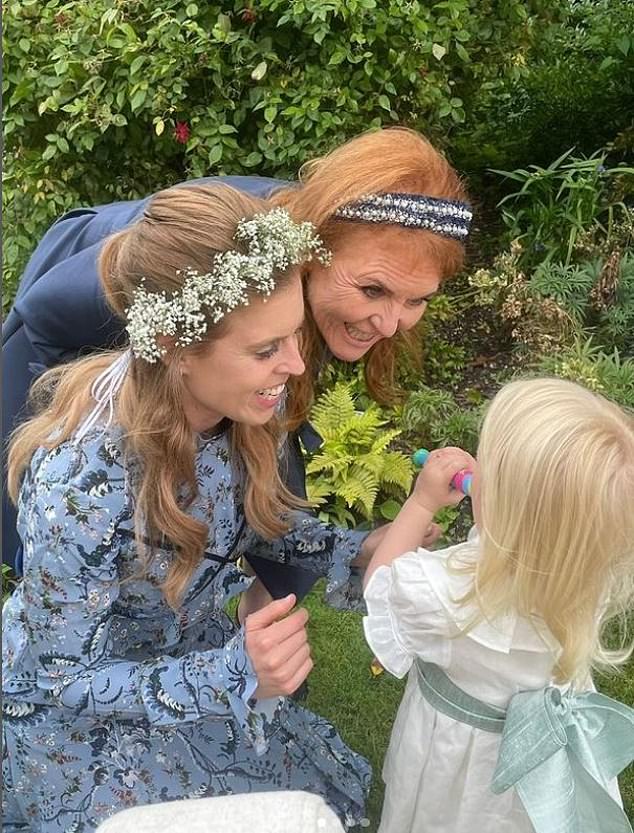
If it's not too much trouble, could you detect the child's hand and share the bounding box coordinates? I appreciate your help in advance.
[411,447,475,514]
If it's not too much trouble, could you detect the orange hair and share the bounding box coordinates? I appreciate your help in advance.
[272,127,470,427]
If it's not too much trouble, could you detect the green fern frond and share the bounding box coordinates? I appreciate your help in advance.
[305,380,412,524]
[310,383,357,434]
[305,452,353,477]
[306,479,334,505]
[354,453,385,478]
[381,453,415,492]
[347,465,380,517]
[369,428,402,455]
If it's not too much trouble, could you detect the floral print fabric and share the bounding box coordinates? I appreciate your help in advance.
[2,427,370,832]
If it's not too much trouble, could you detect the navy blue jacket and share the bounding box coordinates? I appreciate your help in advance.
[3,176,321,597]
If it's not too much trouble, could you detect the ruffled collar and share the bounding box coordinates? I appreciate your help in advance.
[420,528,561,656]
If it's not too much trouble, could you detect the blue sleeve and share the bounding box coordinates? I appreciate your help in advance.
[9,176,288,368]
[243,514,368,610]
[11,202,146,366]
[16,439,279,754]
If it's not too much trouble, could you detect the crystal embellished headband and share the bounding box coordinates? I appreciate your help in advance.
[333,192,472,241]
[125,208,330,363]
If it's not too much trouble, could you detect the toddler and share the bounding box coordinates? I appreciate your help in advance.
[363,377,634,833]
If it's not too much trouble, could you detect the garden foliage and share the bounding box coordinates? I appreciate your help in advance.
[304,383,413,527]
[470,150,634,356]
[4,0,567,304]
[453,0,634,173]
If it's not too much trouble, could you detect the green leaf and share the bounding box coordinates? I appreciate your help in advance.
[130,55,145,76]
[455,42,469,62]
[432,43,446,61]
[378,94,390,111]
[216,12,231,32]
[218,123,236,134]
[130,89,147,112]
[251,61,267,81]
[378,499,401,521]
[57,136,70,153]
[208,144,223,165]
[264,105,277,123]
[329,47,347,66]
[155,119,165,136]
[186,3,199,17]
[119,22,138,42]
[243,150,263,167]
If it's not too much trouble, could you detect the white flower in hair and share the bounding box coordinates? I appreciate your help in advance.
[125,208,330,363]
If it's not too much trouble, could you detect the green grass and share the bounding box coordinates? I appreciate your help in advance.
[303,582,634,831]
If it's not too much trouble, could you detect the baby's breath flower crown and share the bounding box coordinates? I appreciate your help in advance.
[125,208,330,363]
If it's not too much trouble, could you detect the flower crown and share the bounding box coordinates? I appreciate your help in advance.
[125,208,330,363]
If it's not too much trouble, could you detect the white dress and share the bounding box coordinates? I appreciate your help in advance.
[363,532,564,833]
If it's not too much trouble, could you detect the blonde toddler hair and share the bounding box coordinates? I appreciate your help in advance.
[463,377,634,684]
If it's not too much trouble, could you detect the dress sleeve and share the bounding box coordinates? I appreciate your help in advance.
[242,512,368,610]
[362,550,452,678]
[14,439,279,755]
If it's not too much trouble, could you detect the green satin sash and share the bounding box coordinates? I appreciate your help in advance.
[416,660,634,833]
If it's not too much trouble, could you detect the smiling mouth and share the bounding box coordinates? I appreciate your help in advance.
[344,322,377,343]
[256,383,286,399]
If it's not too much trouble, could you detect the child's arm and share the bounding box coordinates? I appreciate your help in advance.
[363,447,475,589]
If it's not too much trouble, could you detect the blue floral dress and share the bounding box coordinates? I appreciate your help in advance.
[2,426,371,832]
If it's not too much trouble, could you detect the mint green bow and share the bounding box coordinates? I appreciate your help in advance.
[491,686,634,833]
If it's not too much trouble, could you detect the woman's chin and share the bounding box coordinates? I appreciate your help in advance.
[325,328,378,362]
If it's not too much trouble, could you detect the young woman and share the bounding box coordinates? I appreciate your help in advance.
[2,184,371,832]
[4,128,471,605]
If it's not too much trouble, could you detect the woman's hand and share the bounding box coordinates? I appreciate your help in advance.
[237,577,273,625]
[411,446,475,514]
[244,594,313,700]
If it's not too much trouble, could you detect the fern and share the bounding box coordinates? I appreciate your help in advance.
[380,453,415,492]
[310,383,357,433]
[305,382,414,527]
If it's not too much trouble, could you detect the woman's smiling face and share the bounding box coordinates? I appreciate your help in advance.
[178,274,306,433]
[306,225,441,361]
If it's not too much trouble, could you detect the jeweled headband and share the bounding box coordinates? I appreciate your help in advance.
[333,192,472,241]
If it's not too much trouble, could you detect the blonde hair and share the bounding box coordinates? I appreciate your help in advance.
[462,377,634,684]
[8,184,303,608]
[273,127,469,426]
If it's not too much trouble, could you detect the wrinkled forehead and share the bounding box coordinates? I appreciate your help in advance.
[327,223,447,288]
[327,222,457,276]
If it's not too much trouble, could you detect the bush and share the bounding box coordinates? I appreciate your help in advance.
[401,384,483,455]
[3,0,567,306]
[452,0,634,174]
[537,339,634,409]
[493,149,634,268]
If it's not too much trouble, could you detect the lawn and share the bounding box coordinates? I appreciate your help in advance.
[302,580,634,831]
